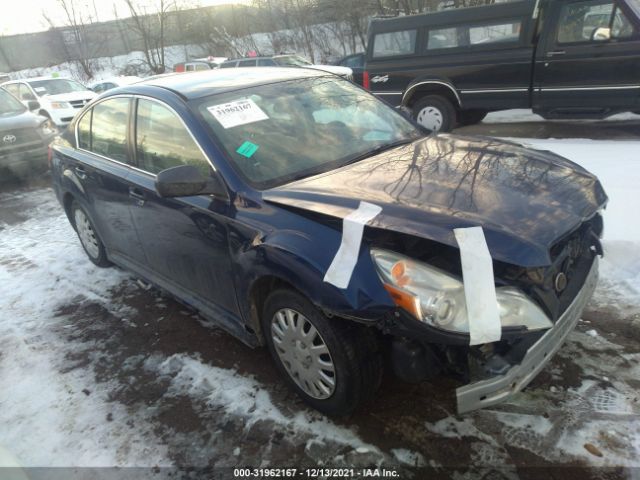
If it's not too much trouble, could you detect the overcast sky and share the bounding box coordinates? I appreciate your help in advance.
[0,0,243,36]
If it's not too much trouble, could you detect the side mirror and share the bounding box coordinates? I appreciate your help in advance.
[27,100,40,111]
[155,164,228,199]
[592,27,611,42]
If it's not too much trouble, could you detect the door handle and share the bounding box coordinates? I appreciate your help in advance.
[129,187,146,206]
[546,50,566,57]
[74,166,87,179]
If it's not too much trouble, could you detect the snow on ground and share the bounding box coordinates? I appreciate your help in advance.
[1,127,640,473]
[0,190,383,469]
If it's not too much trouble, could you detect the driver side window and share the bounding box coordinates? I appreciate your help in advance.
[135,99,211,176]
[556,0,635,43]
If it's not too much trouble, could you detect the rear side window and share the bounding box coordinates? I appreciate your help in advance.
[428,20,522,50]
[258,59,276,66]
[90,98,130,163]
[3,84,20,98]
[372,30,417,57]
[238,59,258,67]
[220,62,237,68]
[135,98,211,176]
[77,110,91,150]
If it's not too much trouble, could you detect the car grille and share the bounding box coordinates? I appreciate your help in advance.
[69,99,91,109]
[530,217,602,321]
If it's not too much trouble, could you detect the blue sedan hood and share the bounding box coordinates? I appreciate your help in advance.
[263,135,607,267]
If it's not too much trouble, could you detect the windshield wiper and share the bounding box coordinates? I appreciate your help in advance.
[342,138,416,167]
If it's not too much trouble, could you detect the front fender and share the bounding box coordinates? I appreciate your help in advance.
[231,216,394,333]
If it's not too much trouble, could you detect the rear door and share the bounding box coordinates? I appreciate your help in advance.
[534,0,640,114]
[68,98,148,265]
[125,97,240,321]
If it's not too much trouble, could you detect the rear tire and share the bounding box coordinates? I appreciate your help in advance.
[71,200,111,268]
[262,289,382,416]
[412,95,457,133]
[458,109,488,126]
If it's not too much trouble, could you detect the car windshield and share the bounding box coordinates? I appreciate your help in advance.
[0,88,26,116]
[195,76,422,189]
[27,79,88,96]
[274,55,312,67]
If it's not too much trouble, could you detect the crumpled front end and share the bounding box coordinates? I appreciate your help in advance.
[457,256,598,413]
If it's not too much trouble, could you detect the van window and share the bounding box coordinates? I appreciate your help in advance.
[428,20,522,50]
[557,0,614,43]
[372,30,417,57]
[470,21,521,44]
[428,27,464,49]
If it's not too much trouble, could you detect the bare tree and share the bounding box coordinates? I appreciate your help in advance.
[123,0,178,74]
[42,0,104,80]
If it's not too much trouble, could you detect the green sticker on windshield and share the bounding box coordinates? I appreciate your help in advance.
[236,141,259,158]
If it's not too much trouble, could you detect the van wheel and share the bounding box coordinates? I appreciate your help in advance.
[458,109,488,126]
[262,289,382,416]
[71,200,111,268]
[412,95,457,132]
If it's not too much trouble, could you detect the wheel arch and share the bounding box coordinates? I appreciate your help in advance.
[402,79,462,109]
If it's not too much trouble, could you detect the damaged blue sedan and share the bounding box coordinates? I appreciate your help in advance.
[50,68,607,415]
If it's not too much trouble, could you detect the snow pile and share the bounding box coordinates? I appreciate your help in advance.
[0,191,169,467]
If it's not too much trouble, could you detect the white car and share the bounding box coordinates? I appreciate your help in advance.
[89,76,142,94]
[1,77,96,128]
[220,55,354,80]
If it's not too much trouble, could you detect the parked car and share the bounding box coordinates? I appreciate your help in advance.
[51,68,606,415]
[334,52,366,86]
[0,73,9,84]
[0,87,57,179]
[365,0,640,131]
[1,77,97,128]
[220,54,354,80]
[174,61,217,73]
[89,76,142,94]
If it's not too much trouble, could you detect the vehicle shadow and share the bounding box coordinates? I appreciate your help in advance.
[455,118,640,140]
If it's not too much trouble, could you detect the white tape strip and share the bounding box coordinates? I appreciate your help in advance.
[324,201,382,289]
[454,226,502,346]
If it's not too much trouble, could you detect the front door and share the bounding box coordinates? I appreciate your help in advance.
[534,0,640,114]
[125,97,240,324]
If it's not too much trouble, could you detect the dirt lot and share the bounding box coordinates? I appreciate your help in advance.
[1,116,639,479]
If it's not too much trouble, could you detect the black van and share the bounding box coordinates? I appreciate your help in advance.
[365,0,640,131]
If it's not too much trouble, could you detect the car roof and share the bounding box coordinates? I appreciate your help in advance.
[3,76,75,84]
[130,67,326,100]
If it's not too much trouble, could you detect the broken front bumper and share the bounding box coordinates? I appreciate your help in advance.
[456,257,599,414]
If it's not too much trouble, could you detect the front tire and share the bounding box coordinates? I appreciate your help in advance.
[412,95,457,133]
[262,289,382,416]
[71,200,111,268]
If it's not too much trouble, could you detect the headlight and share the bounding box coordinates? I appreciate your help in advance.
[39,119,57,136]
[50,101,71,109]
[371,249,552,335]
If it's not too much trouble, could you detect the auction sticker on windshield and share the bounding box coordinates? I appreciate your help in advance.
[207,99,269,129]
